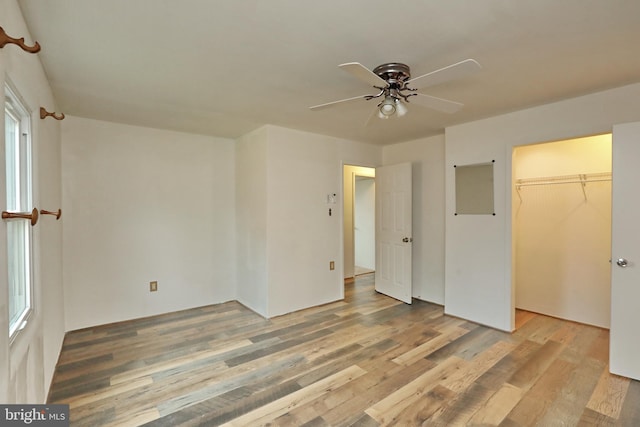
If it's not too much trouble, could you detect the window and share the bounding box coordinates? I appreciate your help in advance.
[4,84,33,339]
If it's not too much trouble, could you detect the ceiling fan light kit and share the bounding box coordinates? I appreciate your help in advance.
[378,96,397,118]
[310,59,481,122]
[396,98,408,116]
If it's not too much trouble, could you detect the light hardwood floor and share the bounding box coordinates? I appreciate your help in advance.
[48,273,640,426]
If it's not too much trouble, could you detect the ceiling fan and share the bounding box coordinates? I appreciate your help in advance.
[309,59,481,121]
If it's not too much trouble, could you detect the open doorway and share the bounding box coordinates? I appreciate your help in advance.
[354,176,375,276]
[343,165,375,281]
[512,134,612,329]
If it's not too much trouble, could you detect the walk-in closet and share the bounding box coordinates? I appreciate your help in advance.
[513,134,612,328]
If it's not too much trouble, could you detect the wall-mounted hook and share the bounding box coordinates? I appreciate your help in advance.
[40,208,62,220]
[0,26,41,53]
[2,207,39,226]
[40,107,65,121]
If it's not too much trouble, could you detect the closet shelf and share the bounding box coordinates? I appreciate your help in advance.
[515,172,611,201]
[515,172,611,188]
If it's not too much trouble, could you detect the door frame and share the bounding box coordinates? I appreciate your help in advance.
[510,135,612,329]
[340,162,376,284]
[354,175,376,273]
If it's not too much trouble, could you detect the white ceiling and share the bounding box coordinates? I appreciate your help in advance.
[18,0,640,145]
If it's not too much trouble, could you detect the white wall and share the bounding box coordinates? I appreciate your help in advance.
[354,177,375,270]
[36,88,64,403]
[0,0,65,402]
[382,135,446,304]
[236,127,269,316]
[514,135,612,328]
[265,126,381,317]
[235,126,381,317]
[445,83,640,331]
[266,127,340,316]
[62,116,236,330]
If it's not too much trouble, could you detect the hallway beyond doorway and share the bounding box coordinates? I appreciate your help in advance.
[354,265,374,276]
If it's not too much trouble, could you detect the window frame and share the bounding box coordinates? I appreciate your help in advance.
[4,83,34,341]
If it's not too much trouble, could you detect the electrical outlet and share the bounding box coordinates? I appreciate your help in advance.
[330,261,335,270]
[150,281,158,292]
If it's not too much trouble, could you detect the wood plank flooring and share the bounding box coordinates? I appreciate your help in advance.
[48,273,640,426]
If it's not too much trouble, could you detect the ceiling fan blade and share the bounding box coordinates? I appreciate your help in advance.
[406,59,481,90]
[309,94,368,111]
[410,93,463,114]
[339,62,388,88]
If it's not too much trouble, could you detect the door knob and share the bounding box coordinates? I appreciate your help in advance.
[402,237,413,243]
[616,258,629,268]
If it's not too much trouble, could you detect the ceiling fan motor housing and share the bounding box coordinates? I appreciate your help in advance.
[373,63,411,88]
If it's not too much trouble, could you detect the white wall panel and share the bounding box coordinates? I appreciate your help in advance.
[236,127,269,316]
[62,117,236,330]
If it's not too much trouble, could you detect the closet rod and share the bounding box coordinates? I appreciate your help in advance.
[515,172,611,188]
[515,172,611,202]
[516,177,611,188]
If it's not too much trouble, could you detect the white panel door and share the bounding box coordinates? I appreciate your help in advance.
[610,121,640,380]
[375,163,412,304]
